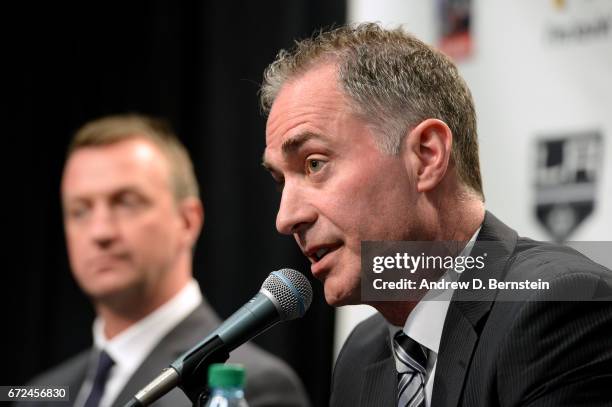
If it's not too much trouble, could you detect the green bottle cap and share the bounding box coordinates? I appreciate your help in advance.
[208,363,246,388]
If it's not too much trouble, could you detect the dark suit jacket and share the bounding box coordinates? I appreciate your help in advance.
[19,300,311,407]
[330,212,612,406]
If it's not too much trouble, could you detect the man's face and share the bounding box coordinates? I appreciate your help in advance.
[264,63,423,306]
[62,138,186,303]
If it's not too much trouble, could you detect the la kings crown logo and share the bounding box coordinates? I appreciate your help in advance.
[535,131,603,242]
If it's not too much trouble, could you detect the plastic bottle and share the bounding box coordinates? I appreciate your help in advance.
[203,363,249,407]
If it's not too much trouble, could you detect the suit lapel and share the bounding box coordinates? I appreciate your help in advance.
[360,356,397,407]
[63,351,92,406]
[431,304,478,407]
[112,301,222,406]
[113,349,177,407]
[338,314,397,407]
[432,211,518,407]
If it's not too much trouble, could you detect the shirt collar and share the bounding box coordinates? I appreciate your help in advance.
[389,226,482,354]
[93,279,202,373]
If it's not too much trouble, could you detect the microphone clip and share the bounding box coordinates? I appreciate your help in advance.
[174,335,230,405]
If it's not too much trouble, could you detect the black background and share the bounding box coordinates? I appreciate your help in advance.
[6,2,346,406]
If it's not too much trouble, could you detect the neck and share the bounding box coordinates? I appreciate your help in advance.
[422,178,485,241]
[373,195,485,326]
[370,301,418,326]
[97,303,162,340]
[95,258,192,339]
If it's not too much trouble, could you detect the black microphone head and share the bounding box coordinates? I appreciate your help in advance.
[261,268,313,321]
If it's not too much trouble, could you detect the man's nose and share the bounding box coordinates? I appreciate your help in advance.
[275,183,316,235]
[90,205,119,247]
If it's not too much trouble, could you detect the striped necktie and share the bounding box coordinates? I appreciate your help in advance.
[393,331,428,407]
[84,350,115,407]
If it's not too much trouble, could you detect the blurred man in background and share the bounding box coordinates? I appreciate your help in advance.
[261,23,612,406]
[22,114,309,407]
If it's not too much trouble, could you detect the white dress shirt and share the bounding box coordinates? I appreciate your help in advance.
[74,279,203,407]
[390,227,481,407]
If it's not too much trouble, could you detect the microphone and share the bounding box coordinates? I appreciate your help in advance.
[124,268,313,407]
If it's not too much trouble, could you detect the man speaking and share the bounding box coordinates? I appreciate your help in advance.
[260,23,612,406]
[22,114,309,407]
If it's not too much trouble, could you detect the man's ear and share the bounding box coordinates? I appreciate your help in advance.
[402,118,452,193]
[177,197,204,248]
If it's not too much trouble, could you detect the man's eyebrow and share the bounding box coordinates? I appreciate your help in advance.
[280,132,325,156]
[261,131,326,170]
[64,186,144,202]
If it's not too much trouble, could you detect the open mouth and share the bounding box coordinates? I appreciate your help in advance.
[307,244,341,264]
[315,248,329,261]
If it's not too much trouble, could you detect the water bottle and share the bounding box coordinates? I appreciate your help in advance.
[203,363,249,407]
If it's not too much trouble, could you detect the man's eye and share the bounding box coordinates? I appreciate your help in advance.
[67,206,89,219]
[119,196,140,207]
[115,192,147,210]
[306,158,326,174]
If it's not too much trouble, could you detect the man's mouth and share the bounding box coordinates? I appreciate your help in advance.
[306,243,342,264]
[88,253,130,270]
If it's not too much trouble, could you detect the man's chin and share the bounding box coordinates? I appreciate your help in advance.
[85,281,142,305]
[322,284,360,307]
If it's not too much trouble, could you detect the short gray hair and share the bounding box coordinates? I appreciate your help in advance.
[260,23,482,197]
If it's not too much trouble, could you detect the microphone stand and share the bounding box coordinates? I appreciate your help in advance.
[124,335,229,407]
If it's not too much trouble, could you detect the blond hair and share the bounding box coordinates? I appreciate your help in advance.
[69,114,199,201]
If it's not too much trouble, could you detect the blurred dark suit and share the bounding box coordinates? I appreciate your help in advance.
[19,300,310,407]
